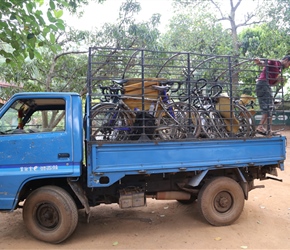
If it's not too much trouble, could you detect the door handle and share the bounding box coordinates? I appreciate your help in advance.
[58,153,70,158]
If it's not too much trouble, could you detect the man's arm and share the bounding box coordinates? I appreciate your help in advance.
[254,58,266,67]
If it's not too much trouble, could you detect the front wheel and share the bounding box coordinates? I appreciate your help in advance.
[90,103,131,141]
[198,177,245,226]
[23,186,78,243]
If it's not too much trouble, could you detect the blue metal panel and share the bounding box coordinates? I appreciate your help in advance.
[0,163,80,210]
[69,94,83,165]
[0,93,83,211]
[87,137,286,187]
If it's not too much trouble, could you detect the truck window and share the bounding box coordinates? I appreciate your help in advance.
[25,110,65,132]
[0,98,66,134]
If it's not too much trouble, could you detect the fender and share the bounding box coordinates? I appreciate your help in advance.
[188,168,249,199]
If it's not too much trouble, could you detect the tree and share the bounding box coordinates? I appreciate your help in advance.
[172,0,265,56]
[239,24,290,59]
[0,0,103,66]
[160,11,232,54]
[0,0,162,100]
[239,23,290,100]
[92,0,161,49]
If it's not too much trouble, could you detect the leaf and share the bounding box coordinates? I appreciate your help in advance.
[112,241,118,246]
[28,49,34,60]
[54,9,63,19]
[26,3,34,13]
[49,0,55,10]
[49,24,58,31]
[10,13,17,20]
[35,0,44,6]
[56,21,65,30]
[34,50,43,60]
[47,11,56,22]
[42,27,50,37]
[11,41,19,49]
[214,237,222,241]
[50,33,55,43]
[27,33,35,39]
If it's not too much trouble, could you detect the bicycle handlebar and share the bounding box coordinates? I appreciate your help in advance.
[195,78,207,91]
[99,84,123,102]
[209,84,223,98]
[160,80,184,93]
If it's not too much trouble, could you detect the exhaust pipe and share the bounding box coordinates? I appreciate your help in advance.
[148,191,191,200]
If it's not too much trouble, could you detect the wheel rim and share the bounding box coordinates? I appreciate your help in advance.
[36,203,59,230]
[214,191,233,213]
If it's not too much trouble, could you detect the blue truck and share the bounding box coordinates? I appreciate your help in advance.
[0,47,287,243]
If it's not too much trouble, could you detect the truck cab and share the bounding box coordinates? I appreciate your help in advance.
[0,92,83,211]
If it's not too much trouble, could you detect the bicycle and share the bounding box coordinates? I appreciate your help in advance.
[90,78,201,141]
[179,78,228,138]
[180,78,254,138]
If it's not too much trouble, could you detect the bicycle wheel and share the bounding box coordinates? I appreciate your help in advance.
[236,104,256,137]
[232,103,252,137]
[218,103,251,138]
[90,103,132,141]
[209,111,229,138]
[199,110,222,139]
[155,102,201,140]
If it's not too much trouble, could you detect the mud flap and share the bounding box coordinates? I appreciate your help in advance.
[68,178,91,223]
[235,168,249,200]
[188,170,208,187]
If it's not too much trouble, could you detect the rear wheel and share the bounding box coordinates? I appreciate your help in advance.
[198,177,244,226]
[23,186,78,243]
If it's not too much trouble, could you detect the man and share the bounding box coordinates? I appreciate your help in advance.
[254,55,290,135]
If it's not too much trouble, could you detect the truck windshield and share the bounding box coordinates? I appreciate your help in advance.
[0,105,18,133]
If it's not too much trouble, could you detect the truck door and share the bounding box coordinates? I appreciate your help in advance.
[0,95,80,210]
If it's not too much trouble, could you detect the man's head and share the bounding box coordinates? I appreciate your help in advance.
[282,55,290,69]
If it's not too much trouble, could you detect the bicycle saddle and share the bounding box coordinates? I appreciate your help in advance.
[151,85,170,91]
[112,79,128,85]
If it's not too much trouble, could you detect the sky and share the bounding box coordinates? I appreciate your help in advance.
[63,0,174,32]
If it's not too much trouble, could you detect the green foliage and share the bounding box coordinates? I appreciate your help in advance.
[160,12,233,55]
[90,1,161,50]
[239,24,290,59]
[263,0,290,33]
[1,0,290,102]
[0,0,163,98]
[0,0,63,65]
[0,0,103,66]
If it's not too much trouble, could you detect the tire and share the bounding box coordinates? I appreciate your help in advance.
[197,177,245,226]
[209,111,228,138]
[232,104,251,137]
[91,103,131,141]
[236,104,256,137]
[23,186,78,243]
[156,102,201,140]
[199,110,221,139]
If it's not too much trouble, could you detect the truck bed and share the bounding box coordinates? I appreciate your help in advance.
[87,136,286,187]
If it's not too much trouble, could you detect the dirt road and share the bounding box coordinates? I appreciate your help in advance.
[1,132,290,249]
